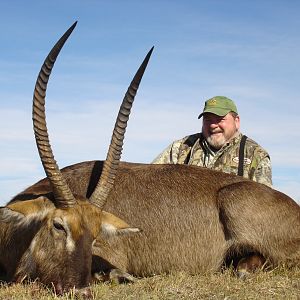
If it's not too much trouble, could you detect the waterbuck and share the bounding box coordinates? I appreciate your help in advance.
[0,22,153,296]
[3,22,300,296]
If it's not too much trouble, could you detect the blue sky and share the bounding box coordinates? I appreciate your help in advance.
[1,0,300,205]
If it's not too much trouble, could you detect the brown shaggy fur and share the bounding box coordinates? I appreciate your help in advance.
[9,160,300,277]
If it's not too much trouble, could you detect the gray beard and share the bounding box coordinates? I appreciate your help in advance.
[206,134,227,150]
[206,130,240,150]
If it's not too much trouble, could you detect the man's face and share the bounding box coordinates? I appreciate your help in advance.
[202,112,240,149]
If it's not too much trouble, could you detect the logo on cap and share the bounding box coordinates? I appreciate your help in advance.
[207,98,217,106]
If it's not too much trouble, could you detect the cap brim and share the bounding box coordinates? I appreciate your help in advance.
[198,108,231,119]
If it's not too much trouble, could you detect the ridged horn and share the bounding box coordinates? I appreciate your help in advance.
[90,47,154,208]
[32,22,77,208]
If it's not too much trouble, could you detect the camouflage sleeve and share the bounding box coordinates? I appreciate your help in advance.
[152,139,183,164]
[253,156,272,187]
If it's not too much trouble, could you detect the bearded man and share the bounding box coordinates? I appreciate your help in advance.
[152,96,272,187]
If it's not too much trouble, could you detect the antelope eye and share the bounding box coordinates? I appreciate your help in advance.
[53,220,65,231]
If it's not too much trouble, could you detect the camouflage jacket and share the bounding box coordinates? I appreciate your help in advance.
[152,132,272,187]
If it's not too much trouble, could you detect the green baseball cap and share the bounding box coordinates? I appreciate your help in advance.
[198,96,238,119]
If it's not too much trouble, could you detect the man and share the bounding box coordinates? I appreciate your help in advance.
[152,96,272,187]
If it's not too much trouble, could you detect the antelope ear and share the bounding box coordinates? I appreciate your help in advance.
[0,206,25,223]
[101,211,140,238]
[0,197,55,226]
[7,196,54,216]
[0,197,54,228]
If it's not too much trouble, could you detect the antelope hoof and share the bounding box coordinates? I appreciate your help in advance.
[93,268,136,284]
[109,268,136,284]
[236,253,265,279]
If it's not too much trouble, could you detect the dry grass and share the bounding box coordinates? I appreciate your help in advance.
[1,267,300,300]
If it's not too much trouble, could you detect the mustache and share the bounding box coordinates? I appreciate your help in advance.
[209,129,224,134]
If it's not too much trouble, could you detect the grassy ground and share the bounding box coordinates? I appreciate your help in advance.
[0,267,300,300]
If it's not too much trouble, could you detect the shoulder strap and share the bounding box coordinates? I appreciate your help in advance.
[238,135,248,176]
[179,133,201,164]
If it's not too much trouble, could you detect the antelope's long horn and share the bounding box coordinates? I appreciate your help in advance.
[32,22,77,208]
[90,47,154,208]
